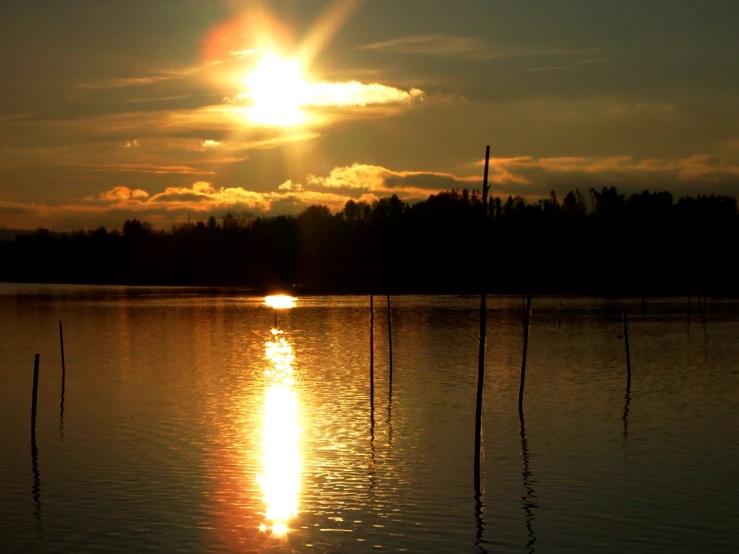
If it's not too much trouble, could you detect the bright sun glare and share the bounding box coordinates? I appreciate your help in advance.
[245,53,311,126]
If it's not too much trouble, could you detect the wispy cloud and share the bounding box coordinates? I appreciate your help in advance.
[0,111,45,123]
[76,163,216,176]
[359,34,594,60]
[477,155,739,197]
[525,57,611,72]
[74,61,221,92]
[524,65,572,73]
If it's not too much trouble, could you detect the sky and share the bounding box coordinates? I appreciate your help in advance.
[1,0,739,230]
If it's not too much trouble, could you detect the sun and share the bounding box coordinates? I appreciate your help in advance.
[244,53,311,127]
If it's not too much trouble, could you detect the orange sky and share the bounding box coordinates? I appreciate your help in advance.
[1,0,739,230]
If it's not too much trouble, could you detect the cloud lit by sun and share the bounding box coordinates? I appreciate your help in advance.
[202,1,424,128]
[237,52,424,127]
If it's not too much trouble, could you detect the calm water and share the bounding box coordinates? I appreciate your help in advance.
[1,285,738,553]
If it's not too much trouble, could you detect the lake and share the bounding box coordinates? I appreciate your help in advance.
[1,285,738,553]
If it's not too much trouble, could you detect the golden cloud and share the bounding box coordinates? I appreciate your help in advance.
[305,163,477,193]
[99,186,150,201]
[201,139,224,149]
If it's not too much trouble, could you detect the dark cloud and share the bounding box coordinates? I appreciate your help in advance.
[383,172,474,191]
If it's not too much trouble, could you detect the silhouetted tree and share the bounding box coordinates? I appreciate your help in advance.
[1,186,738,295]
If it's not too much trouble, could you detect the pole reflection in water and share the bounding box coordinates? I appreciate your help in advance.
[59,378,65,440]
[257,327,301,536]
[519,412,538,553]
[369,415,377,496]
[474,491,487,554]
[31,441,42,536]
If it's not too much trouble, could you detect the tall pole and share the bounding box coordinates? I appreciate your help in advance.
[31,354,40,444]
[59,321,66,382]
[370,295,375,414]
[387,294,393,388]
[59,321,66,437]
[474,145,491,493]
[518,295,532,417]
[622,309,632,389]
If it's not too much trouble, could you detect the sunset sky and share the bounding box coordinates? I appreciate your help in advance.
[1,0,738,230]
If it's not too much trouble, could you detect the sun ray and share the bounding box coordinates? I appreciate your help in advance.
[299,0,363,64]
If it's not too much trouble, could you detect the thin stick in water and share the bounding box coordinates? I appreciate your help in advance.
[59,321,66,438]
[59,321,66,380]
[474,144,491,494]
[31,354,40,444]
[370,294,375,414]
[622,309,632,388]
[387,294,393,388]
[518,295,532,416]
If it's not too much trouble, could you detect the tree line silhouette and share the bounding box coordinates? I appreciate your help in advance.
[2,187,738,295]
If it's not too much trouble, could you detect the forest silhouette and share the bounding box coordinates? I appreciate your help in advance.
[2,187,738,295]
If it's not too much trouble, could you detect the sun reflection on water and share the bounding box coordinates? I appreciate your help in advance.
[264,295,298,310]
[257,328,300,536]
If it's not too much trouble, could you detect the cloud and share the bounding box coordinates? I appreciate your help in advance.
[79,163,215,176]
[230,80,424,114]
[200,139,223,149]
[305,163,477,194]
[359,34,593,60]
[524,65,572,73]
[306,82,424,107]
[524,57,612,73]
[476,155,739,198]
[300,156,739,202]
[74,61,221,92]
[229,49,263,59]
[241,132,320,150]
[99,186,150,201]
[278,180,303,192]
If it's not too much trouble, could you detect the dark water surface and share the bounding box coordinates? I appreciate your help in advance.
[1,284,737,553]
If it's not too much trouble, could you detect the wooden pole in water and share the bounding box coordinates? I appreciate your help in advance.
[387,294,393,388]
[59,320,66,383]
[622,309,631,388]
[518,295,532,416]
[474,145,491,493]
[59,321,66,438]
[558,298,563,329]
[31,354,40,444]
[370,294,375,413]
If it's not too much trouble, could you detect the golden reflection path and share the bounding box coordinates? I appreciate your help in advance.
[257,327,301,536]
